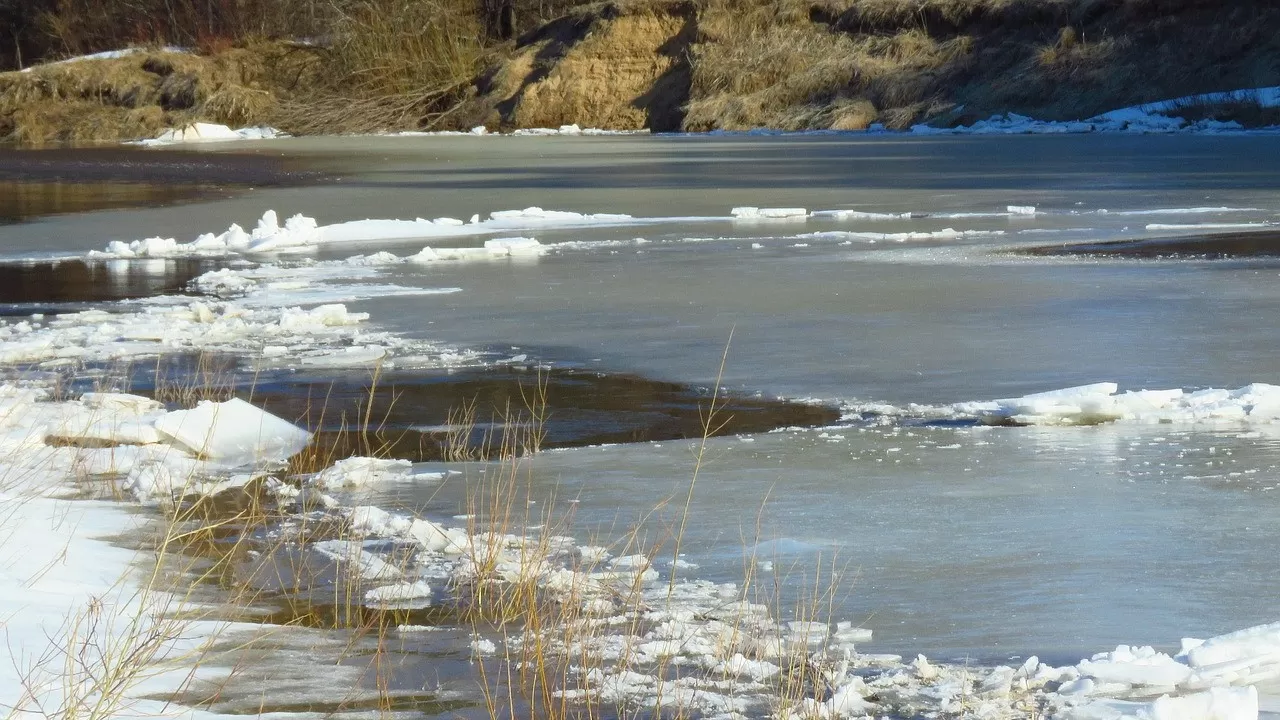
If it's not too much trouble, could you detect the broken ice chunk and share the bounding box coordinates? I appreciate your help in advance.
[154,397,311,464]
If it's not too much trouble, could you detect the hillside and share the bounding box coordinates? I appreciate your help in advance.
[461,0,1280,132]
[2,0,1279,143]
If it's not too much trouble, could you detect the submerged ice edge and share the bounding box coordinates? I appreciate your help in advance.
[2,384,1277,720]
[842,381,1280,429]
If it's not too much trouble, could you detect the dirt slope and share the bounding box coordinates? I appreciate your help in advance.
[455,0,696,131]
[463,0,1280,132]
[4,0,1279,143]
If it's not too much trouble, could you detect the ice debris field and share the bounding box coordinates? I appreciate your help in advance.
[2,380,1280,720]
[7,197,1280,720]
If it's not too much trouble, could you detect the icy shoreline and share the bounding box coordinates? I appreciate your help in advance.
[6,196,1280,718]
[129,84,1280,147]
[1,382,1277,719]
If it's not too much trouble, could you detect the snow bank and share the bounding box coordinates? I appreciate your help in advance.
[18,46,187,72]
[134,122,285,146]
[0,384,310,503]
[912,86,1280,135]
[842,382,1280,428]
[411,237,549,263]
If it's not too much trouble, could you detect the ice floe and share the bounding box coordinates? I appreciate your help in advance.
[799,228,1006,243]
[90,208,660,259]
[308,456,415,489]
[731,207,810,221]
[154,397,312,464]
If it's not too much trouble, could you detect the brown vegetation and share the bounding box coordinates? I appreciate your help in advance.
[0,43,323,145]
[455,0,1280,132]
[2,0,1280,143]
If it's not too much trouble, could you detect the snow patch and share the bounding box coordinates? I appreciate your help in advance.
[912,86,1280,135]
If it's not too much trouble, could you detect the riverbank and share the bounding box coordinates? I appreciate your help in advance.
[3,0,1280,144]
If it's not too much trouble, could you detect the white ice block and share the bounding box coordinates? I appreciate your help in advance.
[154,397,311,464]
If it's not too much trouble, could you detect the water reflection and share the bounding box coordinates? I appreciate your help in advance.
[0,180,203,223]
[0,257,215,311]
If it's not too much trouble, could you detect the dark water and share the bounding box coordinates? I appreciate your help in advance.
[0,180,205,224]
[0,146,330,224]
[0,258,215,313]
[121,359,840,461]
[1024,229,1280,259]
[251,367,838,461]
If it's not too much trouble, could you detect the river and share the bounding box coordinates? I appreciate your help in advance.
[4,131,1280,692]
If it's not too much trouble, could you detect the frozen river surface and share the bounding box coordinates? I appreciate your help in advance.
[7,133,1280,665]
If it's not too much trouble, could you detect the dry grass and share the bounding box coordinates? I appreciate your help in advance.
[5,0,1280,139]
[457,0,696,132]
[0,41,324,145]
[686,5,970,131]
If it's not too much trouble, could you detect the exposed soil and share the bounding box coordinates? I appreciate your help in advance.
[460,0,1280,132]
